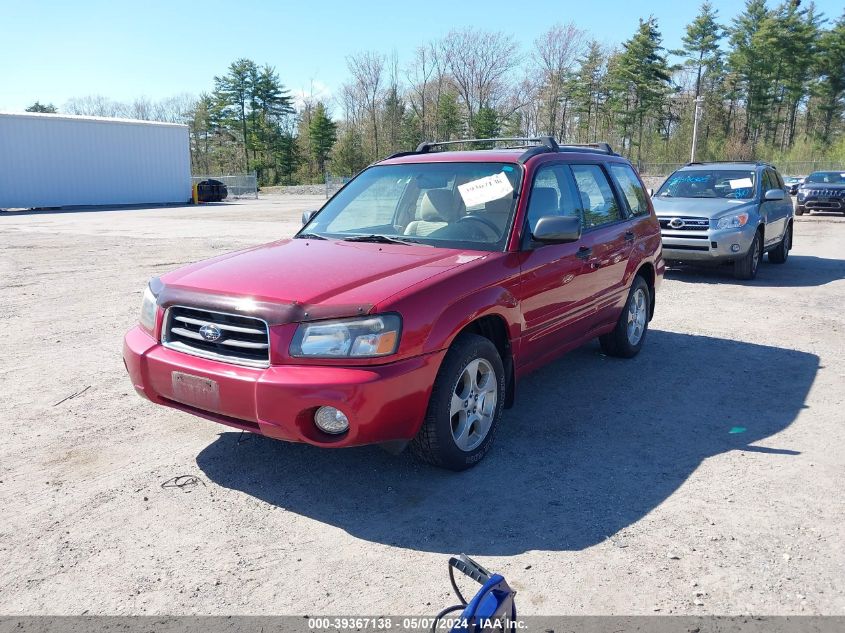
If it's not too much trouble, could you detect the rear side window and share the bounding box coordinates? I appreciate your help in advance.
[571,164,622,229]
[608,163,649,217]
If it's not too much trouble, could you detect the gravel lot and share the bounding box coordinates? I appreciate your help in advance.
[1,197,843,616]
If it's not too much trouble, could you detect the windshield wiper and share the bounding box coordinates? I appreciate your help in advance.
[295,232,327,240]
[341,234,427,246]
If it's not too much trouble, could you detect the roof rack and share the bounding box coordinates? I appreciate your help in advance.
[415,137,560,153]
[382,137,619,163]
[686,160,771,166]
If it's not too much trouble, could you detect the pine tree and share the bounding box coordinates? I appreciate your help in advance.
[309,102,338,176]
[213,59,259,171]
[471,106,500,141]
[675,2,724,99]
[25,101,58,113]
[809,11,845,143]
[609,17,672,161]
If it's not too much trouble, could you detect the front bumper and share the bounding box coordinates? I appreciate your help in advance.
[123,326,445,447]
[797,195,844,211]
[660,222,757,263]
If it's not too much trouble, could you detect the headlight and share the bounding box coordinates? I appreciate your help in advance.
[139,285,158,332]
[290,314,401,358]
[714,213,750,230]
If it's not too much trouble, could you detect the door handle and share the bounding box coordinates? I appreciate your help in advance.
[576,246,592,260]
[624,231,635,242]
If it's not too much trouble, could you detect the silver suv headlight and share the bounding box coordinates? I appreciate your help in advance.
[139,285,158,332]
[714,212,750,230]
[290,314,402,358]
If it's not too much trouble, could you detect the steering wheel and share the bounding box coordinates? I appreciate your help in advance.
[456,215,501,239]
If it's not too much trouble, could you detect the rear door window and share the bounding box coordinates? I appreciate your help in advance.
[608,163,649,217]
[570,164,623,229]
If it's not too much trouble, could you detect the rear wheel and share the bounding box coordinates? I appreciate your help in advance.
[769,223,792,264]
[599,276,650,359]
[411,334,505,470]
[733,230,762,280]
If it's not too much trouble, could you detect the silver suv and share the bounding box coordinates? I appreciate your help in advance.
[652,162,794,279]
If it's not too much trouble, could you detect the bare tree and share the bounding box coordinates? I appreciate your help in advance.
[440,29,520,130]
[532,22,587,137]
[406,45,436,140]
[346,51,385,158]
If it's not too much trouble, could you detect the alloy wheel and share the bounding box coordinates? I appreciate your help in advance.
[626,288,648,346]
[449,358,498,452]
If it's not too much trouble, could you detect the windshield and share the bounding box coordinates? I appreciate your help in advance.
[299,162,522,251]
[657,169,757,200]
[805,171,845,184]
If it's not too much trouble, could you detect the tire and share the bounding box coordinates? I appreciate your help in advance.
[599,276,650,359]
[411,333,505,471]
[769,222,792,264]
[733,229,763,280]
[795,205,805,216]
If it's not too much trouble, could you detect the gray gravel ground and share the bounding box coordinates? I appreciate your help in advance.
[0,197,843,615]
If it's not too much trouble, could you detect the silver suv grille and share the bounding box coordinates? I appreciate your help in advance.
[659,217,710,231]
[162,306,270,368]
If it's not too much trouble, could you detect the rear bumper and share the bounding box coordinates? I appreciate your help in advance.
[660,223,757,262]
[123,326,444,447]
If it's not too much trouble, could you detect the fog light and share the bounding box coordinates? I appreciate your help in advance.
[314,406,349,434]
[731,244,741,253]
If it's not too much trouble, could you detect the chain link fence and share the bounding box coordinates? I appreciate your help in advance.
[325,172,351,199]
[191,173,258,199]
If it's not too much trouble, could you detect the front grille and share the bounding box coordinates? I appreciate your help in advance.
[804,189,845,198]
[163,306,270,368]
[659,217,710,231]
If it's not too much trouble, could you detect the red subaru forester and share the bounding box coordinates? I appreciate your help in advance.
[123,137,664,470]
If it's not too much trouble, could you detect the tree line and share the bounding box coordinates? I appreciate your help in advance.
[33,0,845,184]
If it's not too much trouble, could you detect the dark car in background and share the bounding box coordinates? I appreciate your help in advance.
[795,171,845,215]
[784,176,804,196]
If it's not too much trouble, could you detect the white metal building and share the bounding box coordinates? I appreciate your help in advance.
[0,112,191,209]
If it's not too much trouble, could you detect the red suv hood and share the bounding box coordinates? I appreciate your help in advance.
[160,238,484,313]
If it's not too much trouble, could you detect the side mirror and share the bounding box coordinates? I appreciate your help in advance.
[302,210,317,225]
[531,215,582,244]
[764,188,786,201]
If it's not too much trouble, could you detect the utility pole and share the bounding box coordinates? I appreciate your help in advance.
[690,96,704,163]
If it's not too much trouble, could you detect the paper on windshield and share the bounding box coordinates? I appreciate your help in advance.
[729,177,753,189]
[458,173,514,207]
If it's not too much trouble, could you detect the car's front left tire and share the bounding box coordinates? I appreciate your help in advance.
[411,333,505,471]
[733,229,763,280]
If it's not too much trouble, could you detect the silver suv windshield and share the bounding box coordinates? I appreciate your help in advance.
[298,162,522,251]
[657,170,757,200]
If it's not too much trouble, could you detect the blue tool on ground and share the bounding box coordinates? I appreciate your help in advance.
[431,554,517,632]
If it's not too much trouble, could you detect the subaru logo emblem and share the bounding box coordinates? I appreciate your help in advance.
[668,217,685,229]
[199,324,222,342]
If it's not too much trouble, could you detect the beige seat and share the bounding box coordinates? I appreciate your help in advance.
[404,189,456,237]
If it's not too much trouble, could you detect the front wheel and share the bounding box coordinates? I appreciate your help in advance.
[733,230,762,280]
[795,206,805,216]
[411,334,505,470]
[599,276,650,359]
